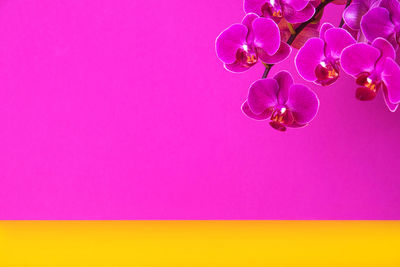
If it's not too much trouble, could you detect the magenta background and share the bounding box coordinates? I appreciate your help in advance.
[0,0,399,219]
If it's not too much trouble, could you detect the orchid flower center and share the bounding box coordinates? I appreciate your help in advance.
[355,72,381,101]
[262,0,283,19]
[314,60,339,86]
[237,44,258,67]
[269,106,294,131]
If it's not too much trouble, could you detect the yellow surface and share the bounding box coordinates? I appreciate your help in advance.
[0,221,399,266]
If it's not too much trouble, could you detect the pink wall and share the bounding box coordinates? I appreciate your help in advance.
[0,0,399,219]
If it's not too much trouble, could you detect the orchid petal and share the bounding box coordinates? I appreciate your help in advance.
[283,0,309,11]
[241,101,272,120]
[248,79,279,114]
[324,28,356,59]
[361,7,395,42]
[242,13,259,44]
[319,22,334,40]
[295,37,325,81]
[383,86,399,112]
[224,62,252,73]
[342,24,359,40]
[285,4,315,23]
[244,0,268,16]
[274,71,294,104]
[257,42,291,64]
[382,57,400,104]
[253,18,281,55]
[372,37,396,73]
[372,37,396,60]
[379,0,400,26]
[216,24,248,64]
[343,2,370,30]
[341,43,380,76]
[286,84,319,125]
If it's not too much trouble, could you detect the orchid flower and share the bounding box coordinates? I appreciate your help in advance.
[295,23,356,86]
[242,71,319,131]
[360,0,400,47]
[341,37,400,111]
[244,0,315,24]
[216,13,291,73]
[343,0,380,30]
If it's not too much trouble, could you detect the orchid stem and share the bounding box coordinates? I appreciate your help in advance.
[339,0,352,28]
[262,64,274,78]
[287,23,296,35]
[261,0,335,78]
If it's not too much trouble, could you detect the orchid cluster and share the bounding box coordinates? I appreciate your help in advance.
[216,0,400,131]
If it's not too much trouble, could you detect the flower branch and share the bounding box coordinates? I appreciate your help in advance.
[216,0,400,132]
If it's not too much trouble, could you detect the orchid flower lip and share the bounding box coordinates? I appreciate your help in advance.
[270,121,287,131]
[355,72,380,101]
[260,0,284,19]
[269,104,294,131]
[314,60,340,86]
[237,46,259,67]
